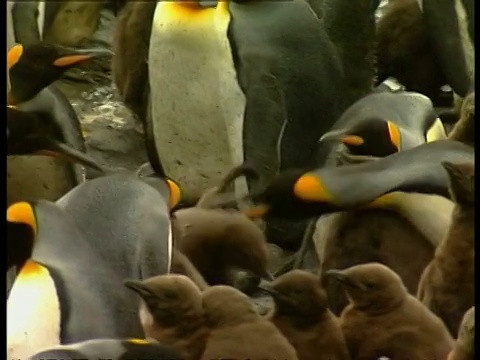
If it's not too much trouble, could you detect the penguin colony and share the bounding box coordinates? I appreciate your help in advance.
[6,0,475,359]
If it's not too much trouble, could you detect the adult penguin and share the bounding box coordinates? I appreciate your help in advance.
[7,169,182,359]
[145,0,345,247]
[30,338,182,360]
[376,0,474,104]
[317,90,447,159]
[7,42,112,205]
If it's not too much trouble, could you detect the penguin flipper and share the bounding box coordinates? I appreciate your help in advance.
[242,71,289,190]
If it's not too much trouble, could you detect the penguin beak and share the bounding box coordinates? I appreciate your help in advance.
[260,270,275,282]
[326,270,364,290]
[33,140,105,175]
[258,282,280,296]
[124,280,152,296]
[52,48,114,67]
[319,131,365,146]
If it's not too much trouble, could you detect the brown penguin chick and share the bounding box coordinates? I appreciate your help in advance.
[124,274,208,360]
[112,1,157,122]
[171,209,271,286]
[170,248,209,290]
[448,92,475,147]
[262,270,350,360]
[417,161,475,336]
[171,163,270,287]
[43,2,103,47]
[327,262,454,360]
[448,307,475,360]
[201,285,298,360]
[319,208,434,315]
[376,0,449,106]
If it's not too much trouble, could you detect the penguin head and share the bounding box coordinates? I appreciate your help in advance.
[124,274,203,328]
[326,263,408,312]
[7,42,113,105]
[238,168,342,220]
[136,163,182,211]
[319,118,402,157]
[7,201,37,271]
[7,106,105,174]
[260,269,328,318]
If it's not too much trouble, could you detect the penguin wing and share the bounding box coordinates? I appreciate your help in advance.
[240,70,288,187]
[317,140,474,207]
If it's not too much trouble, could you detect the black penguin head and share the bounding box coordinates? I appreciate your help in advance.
[7,42,113,105]
[239,168,341,220]
[319,118,402,157]
[7,201,37,271]
[7,106,105,174]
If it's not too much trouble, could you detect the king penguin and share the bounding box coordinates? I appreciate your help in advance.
[29,338,183,360]
[317,90,447,159]
[144,0,345,248]
[7,42,112,206]
[7,168,182,359]
[145,0,345,203]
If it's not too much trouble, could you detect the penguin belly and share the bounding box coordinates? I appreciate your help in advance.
[7,260,61,360]
[7,156,78,206]
[148,2,247,200]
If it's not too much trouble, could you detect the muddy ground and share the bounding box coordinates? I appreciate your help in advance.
[55,79,148,176]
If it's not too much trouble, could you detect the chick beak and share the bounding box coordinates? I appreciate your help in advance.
[326,269,361,289]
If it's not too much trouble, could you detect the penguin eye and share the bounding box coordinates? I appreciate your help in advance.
[161,291,178,300]
[363,281,377,290]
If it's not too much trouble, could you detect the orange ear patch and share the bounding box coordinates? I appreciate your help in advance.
[8,44,24,69]
[53,54,92,67]
[7,201,37,236]
[166,179,182,209]
[387,121,401,151]
[293,173,334,202]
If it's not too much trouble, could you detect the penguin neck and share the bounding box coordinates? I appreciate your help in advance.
[353,290,406,316]
[434,204,474,272]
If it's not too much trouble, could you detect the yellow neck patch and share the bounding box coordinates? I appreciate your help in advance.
[365,192,398,209]
[8,44,23,69]
[293,173,335,203]
[7,201,37,236]
[426,118,447,142]
[126,338,150,345]
[17,259,47,279]
[387,121,401,151]
[158,0,229,22]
